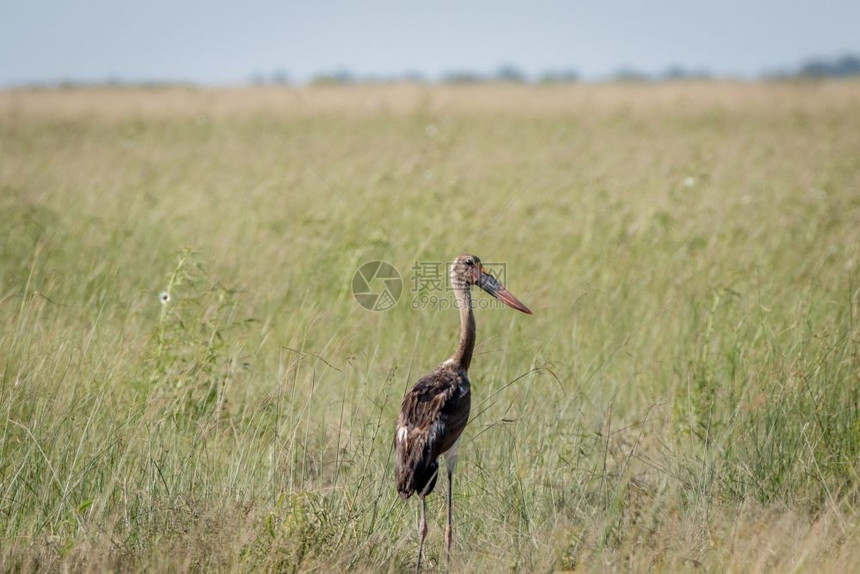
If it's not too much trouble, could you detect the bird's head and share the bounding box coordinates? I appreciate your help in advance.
[450,254,532,314]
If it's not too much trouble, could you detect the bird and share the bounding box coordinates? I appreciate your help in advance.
[395,254,532,572]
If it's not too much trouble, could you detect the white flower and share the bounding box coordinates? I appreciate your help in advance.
[159,291,171,304]
[683,176,696,188]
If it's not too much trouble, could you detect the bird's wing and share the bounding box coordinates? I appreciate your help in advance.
[394,368,470,499]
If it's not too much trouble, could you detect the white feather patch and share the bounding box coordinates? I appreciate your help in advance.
[396,425,408,445]
[444,439,460,473]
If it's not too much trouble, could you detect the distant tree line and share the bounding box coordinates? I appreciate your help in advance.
[767,54,860,79]
[11,53,860,89]
[250,69,292,85]
[295,53,860,86]
[301,64,572,85]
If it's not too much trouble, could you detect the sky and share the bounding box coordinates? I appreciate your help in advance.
[2,1,859,86]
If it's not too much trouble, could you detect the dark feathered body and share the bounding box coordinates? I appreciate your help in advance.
[395,363,471,499]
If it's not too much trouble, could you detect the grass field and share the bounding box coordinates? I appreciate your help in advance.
[1,82,860,572]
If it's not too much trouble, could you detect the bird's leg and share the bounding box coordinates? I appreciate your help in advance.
[443,442,459,571]
[416,496,427,574]
[445,467,453,571]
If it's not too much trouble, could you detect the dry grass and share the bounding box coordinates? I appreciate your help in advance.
[4,81,860,120]
[1,81,859,572]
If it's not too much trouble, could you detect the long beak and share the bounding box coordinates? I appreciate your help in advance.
[475,268,532,314]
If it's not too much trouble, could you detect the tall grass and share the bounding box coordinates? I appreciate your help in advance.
[1,82,859,572]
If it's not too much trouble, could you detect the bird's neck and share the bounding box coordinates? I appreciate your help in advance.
[450,284,475,372]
